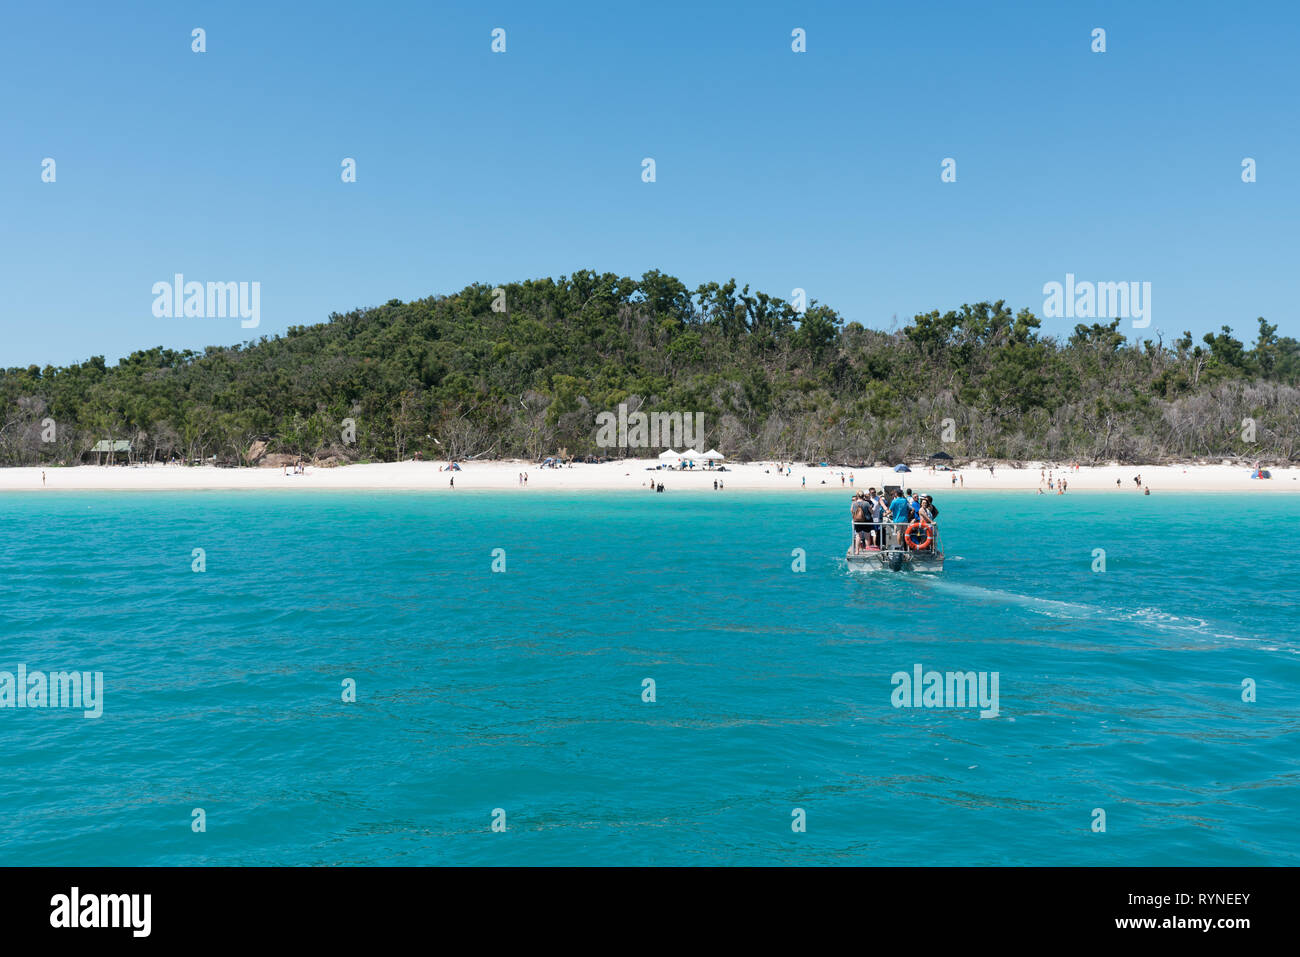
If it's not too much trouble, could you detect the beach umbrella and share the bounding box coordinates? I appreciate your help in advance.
[658,449,679,460]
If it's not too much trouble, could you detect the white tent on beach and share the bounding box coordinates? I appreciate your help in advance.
[702,449,725,461]
[681,448,702,459]
[658,449,680,461]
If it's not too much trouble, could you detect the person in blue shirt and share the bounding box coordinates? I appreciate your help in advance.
[888,490,911,547]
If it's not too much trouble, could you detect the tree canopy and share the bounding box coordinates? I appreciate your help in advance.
[3,271,1297,466]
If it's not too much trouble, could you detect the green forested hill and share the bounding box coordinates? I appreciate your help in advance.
[3,270,1298,465]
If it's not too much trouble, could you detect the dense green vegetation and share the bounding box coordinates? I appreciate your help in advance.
[3,270,1297,466]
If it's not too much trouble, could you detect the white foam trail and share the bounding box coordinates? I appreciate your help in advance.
[922,581,1276,649]
[922,579,1101,618]
[848,568,1292,653]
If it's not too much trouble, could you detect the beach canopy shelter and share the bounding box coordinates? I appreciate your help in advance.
[702,449,725,461]
[929,451,953,460]
[681,449,702,459]
[89,439,132,465]
[894,463,911,472]
[658,449,679,461]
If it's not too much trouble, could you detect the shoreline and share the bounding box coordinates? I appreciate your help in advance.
[2,460,1297,493]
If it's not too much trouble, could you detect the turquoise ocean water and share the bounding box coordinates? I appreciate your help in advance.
[0,489,1296,866]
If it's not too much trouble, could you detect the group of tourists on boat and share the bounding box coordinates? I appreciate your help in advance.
[849,487,939,554]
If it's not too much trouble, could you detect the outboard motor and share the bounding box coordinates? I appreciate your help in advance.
[886,550,905,572]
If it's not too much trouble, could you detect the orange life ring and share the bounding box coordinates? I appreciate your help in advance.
[904,521,932,550]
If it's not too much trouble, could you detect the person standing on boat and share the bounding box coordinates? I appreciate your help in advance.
[863,488,878,549]
[850,493,869,554]
[915,496,938,550]
[905,489,920,522]
[872,490,887,548]
[889,489,911,546]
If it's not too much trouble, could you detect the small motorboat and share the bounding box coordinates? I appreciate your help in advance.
[844,485,944,572]
[846,523,944,572]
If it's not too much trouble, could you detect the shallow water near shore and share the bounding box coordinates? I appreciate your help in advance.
[0,490,1296,865]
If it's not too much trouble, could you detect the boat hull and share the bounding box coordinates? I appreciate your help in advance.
[846,548,944,572]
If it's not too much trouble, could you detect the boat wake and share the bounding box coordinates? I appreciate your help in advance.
[916,581,1284,651]
[921,579,1101,619]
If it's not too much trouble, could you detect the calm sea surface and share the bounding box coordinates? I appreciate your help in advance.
[0,490,1296,865]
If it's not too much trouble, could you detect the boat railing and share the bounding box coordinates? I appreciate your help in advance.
[872,519,941,552]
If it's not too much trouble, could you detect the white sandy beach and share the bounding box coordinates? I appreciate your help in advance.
[2,460,1296,492]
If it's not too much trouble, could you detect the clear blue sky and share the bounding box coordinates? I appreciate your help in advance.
[2,0,1296,367]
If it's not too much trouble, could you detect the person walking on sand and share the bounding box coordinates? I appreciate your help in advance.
[801,475,806,488]
[41,471,46,487]
[450,476,454,489]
